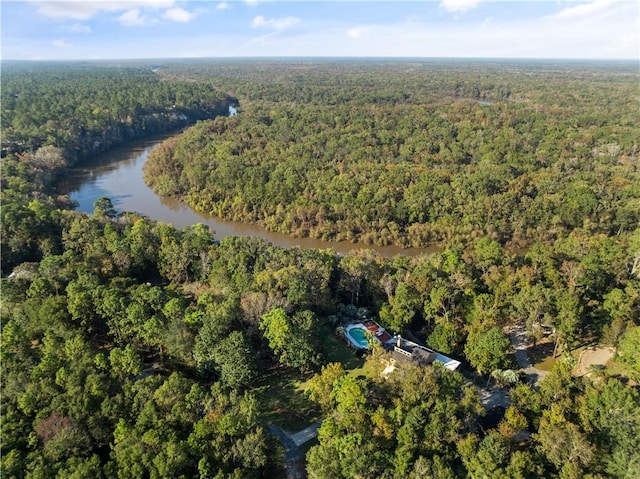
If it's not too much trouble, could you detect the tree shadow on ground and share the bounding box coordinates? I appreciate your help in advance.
[528,339,557,371]
[256,366,320,431]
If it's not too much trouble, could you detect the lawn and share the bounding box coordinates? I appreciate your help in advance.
[322,326,365,370]
[255,366,321,431]
[255,323,364,431]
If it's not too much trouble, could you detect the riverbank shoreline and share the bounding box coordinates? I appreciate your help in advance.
[56,134,440,258]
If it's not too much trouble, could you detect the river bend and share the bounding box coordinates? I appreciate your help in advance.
[57,135,437,258]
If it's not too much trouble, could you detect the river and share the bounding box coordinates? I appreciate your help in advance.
[56,134,438,258]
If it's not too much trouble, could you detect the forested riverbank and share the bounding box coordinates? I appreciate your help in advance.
[1,60,639,479]
[144,60,639,249]
[55,133,438,257]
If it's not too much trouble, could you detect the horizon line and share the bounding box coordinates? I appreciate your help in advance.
[2,56,639,63]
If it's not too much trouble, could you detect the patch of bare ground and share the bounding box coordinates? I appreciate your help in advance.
[527,338,556,371]
[574,346,616,377]
[180,281,222,298]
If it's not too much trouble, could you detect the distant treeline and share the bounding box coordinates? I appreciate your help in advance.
[1,62,235,164]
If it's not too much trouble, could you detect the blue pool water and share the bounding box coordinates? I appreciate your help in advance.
[346,327,369,349]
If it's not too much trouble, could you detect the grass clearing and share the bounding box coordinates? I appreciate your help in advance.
[322,326,365,370]
[255,322,364,431]
[255,366,320,431]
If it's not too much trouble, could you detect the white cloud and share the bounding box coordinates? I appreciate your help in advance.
[64,23,91,33]
[440,0,482,14]
[32,0,174,20]
[53,38,71,48]
[34,2,106,20]
[162,7,195,23]
[216,2,230,10]
[119,8,147,26]
[550,0,614,19]
[346,27,365,39]
[264,3,636,60]
[252,15,300,31]
[12,0,639,60]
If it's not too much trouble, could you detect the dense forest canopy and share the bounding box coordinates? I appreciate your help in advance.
[1,61,235,163]
[144,60,640,250]
[1,60,639,479]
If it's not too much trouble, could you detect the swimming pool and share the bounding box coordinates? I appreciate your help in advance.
[345,326,370,349]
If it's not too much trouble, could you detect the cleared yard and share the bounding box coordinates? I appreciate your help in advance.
[574,346,616,377]
[256,323,364,430]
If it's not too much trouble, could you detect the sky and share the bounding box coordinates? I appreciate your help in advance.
[1,0,638,60]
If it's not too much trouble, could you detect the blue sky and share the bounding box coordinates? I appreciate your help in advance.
[2,1,638,60]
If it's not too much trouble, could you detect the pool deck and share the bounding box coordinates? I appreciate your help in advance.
[363,319,392,343]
